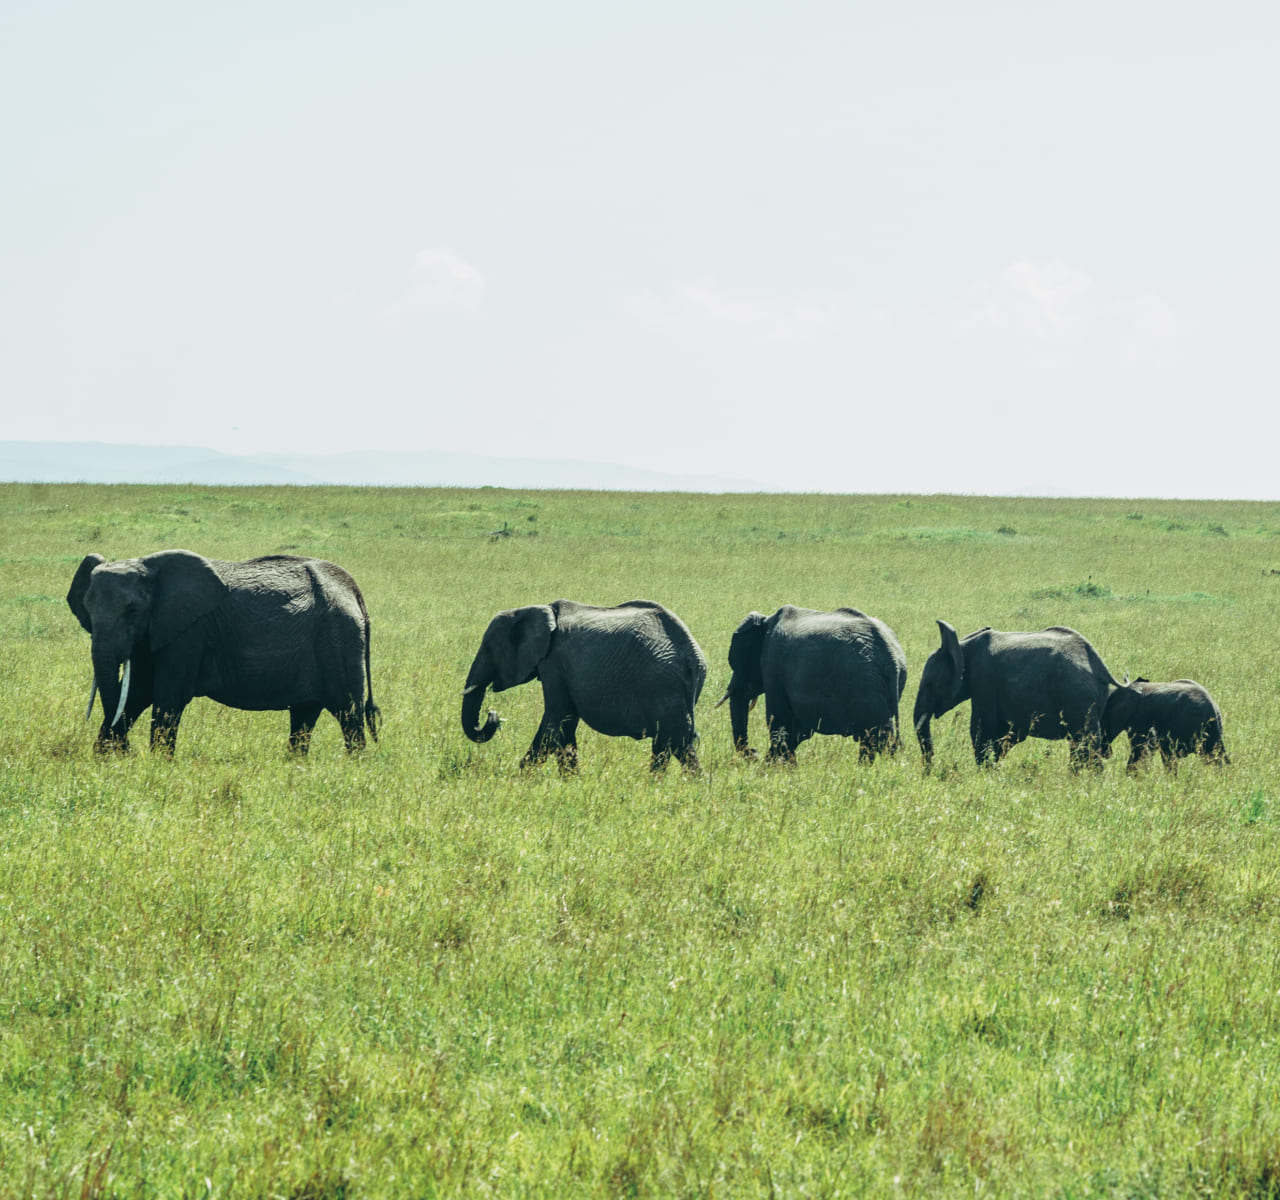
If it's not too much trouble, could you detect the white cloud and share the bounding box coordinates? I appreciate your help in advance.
[1122,292,1179,342]
[626,280,845,350]
[960,259,1184,371]
[966,258,1095,341]
[410,247,486,311]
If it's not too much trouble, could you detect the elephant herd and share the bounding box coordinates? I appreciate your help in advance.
[66,550,1229,773]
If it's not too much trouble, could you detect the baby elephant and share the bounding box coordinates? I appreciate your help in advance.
[1103,678,1228,770]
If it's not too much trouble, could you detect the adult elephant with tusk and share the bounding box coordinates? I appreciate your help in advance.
[718,606,907,763]
[913,621,1118,769]
[67,549,379,756]
[460,598,707,772]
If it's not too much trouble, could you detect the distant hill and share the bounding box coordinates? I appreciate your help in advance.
[0,442,772,493]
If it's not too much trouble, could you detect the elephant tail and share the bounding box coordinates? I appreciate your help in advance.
[364,618,381,741]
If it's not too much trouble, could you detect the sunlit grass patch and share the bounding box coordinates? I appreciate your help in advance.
[2,484,1280,1195]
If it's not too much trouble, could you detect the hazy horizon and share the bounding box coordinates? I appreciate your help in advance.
[6,439,1274,502]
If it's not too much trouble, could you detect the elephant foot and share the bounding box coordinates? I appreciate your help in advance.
[555,747,579,774]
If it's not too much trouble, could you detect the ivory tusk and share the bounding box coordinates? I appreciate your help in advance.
[85,678,98,722]
[914,712,930,734]
[714,690,730,709]
[462,683,479,696]
[748,697,757,712]
[111,659,131,729]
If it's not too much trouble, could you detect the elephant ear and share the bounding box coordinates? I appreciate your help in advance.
[1102,682,1136,733]
[727,612,769,694]
[147,550,228,651]
[509,604,557,687]
[67,553,106,633]
[937,620,965,691]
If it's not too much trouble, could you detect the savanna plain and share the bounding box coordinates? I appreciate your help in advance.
[3,483,1280,1199]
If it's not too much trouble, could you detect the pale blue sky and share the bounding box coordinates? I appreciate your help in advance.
[4,2,1277,495]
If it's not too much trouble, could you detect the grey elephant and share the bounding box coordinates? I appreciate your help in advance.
[67,549,379,756]
[717,605,907,762]
[1103,677,1228,769]
[913,622,1118,768]
[461,599,707,771]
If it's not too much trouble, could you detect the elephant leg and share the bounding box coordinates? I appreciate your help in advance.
[333,701,367,753]
[970,713,988,764]
[970,716,998,766]
[1067,739,1091,771]
[522,711,578,771]
[150,653,199,758]
[556,742,579,773]
[1068,726,1105,771]
[149,705,186,757]
[94,723,130,754]
[674,742,700,773]
[764,704,797,763]
[520,716,553,768]
[766,728,796,763]
[650,737,672,773]
[859,722,891,762]
[95,691,149,754]
[290,704,324,755]
[95,708,138,753]
[552,715,580,774]
[652,720,699,774]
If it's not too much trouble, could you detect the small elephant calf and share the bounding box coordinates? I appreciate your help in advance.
[1103,678,1228,770]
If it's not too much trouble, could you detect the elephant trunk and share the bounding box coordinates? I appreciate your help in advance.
[914,708,934,767]
[461,679,501,744]
[91,643,130,739]
[728,688,753,756]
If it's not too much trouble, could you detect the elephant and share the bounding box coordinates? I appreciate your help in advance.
[67,549,379,756]
[913,622,1118,768]
[460,598,707,772]
[1102,677,1228,769]
[717,605,907,762]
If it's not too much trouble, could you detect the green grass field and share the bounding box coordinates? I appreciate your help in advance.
[3,483,1280,1198]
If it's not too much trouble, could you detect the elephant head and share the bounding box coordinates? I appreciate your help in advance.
[1101,676,1148,746]
[717,611,768,754]
[913,620,970,766]
[461,605,557,743]
[67,550,226,740]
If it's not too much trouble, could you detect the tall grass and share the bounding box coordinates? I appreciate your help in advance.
[2,484,1280,1196]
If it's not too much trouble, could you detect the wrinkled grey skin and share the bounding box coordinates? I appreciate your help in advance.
[461,599,706,772]
[67,550,379,756]
[719,606,907,763]
[1103,678,1228,770]
[913,622,1118,768]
